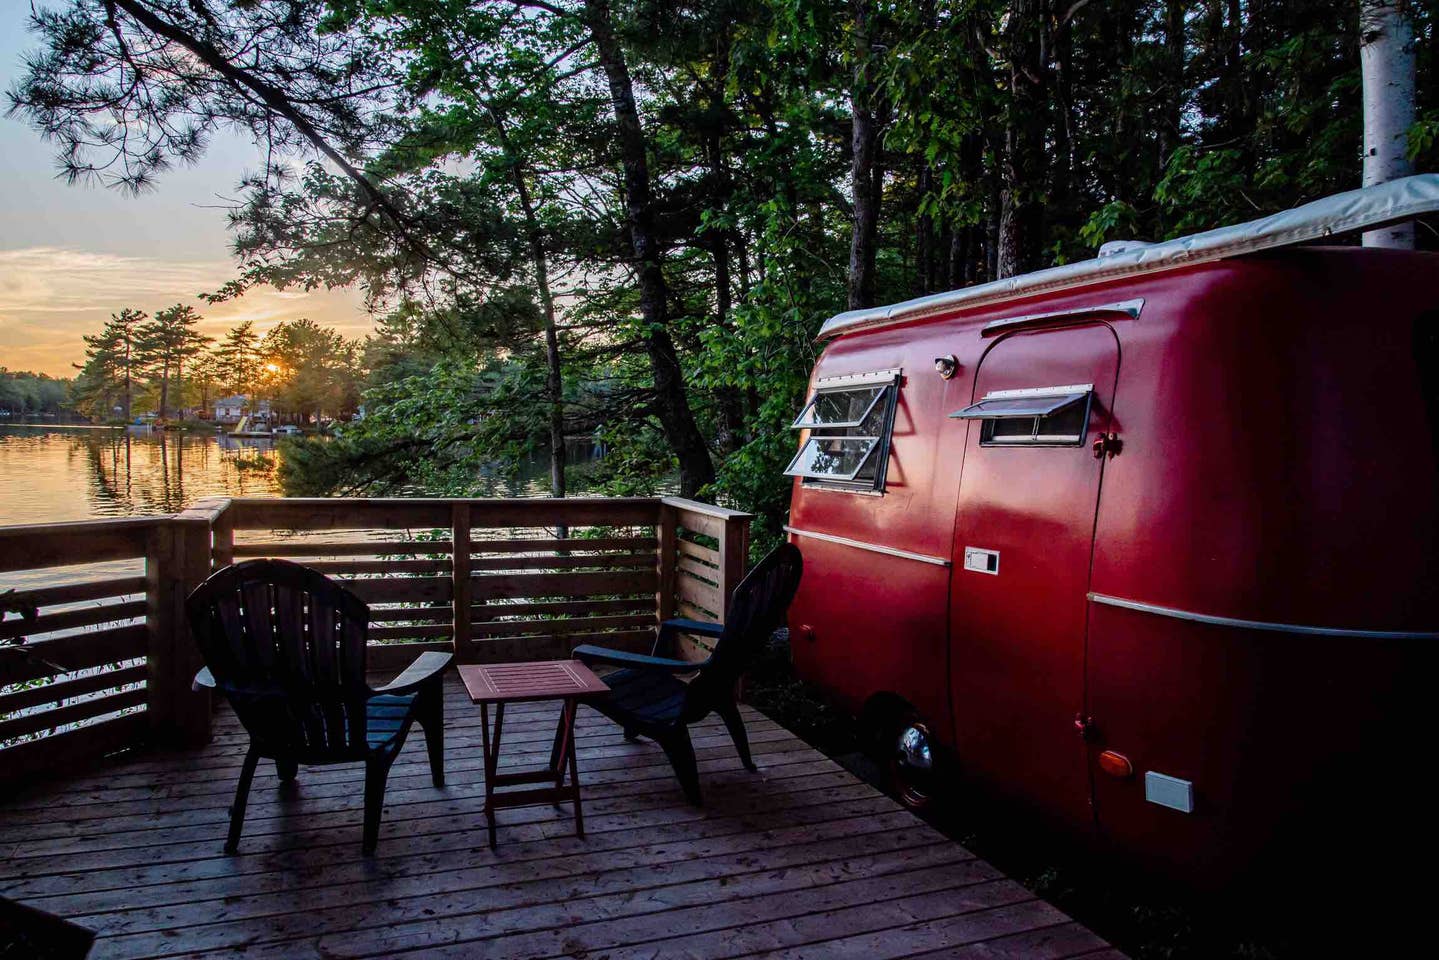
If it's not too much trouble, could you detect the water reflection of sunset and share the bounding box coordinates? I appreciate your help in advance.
[0,426,283,527]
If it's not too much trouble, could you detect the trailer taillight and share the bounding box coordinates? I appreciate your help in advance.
[1098,750,1133,779]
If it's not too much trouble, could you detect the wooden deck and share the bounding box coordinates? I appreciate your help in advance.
[0,675,1119,959]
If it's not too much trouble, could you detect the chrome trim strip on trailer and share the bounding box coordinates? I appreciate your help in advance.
[1088,593,1439,640]
[814,368,904,388]
[785,526,951,567]
[981,299,1144,336]
[978,383,1096,399]
[819,174,1439,340]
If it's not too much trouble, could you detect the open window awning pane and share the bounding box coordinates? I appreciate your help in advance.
[950,390,1089,420]
[791,385,887,429]
[783,437,879,481]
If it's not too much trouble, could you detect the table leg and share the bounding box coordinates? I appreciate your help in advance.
[480,702,506,849]
[549,700,569,794]
[566,698,584,838]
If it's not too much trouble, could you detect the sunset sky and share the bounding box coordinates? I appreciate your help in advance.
[0,5,373,379]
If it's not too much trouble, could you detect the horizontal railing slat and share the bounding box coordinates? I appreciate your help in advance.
[303,559,451,576]
[471,536,657,554]
[677,539,720,566]
[468,553,653,573]
[677,599,720,623]
[471,613,658,640]
[471,630,655,663]
[0,712,147,780]
[222,496,660,531]
[0,577,148,610]
[677,570,725,613]
[0,518,159,574]
[340,578,453,604]
[473,570,659,601]
[676,554,719,583]
[0,685,147,741]
[0,625,148,686]
[231,540,452,558]
[368,623,454,642]
[0,663,150,715]
[367,606,453,624]
[474,598,653,620]
[0,599,148,642]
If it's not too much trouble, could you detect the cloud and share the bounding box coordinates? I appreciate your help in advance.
[0,247,372,376]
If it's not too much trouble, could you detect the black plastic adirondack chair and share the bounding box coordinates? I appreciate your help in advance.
[573,543,803,804]
[186,558,452,854]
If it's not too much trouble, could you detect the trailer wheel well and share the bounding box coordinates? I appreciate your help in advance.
[860,692,913,750]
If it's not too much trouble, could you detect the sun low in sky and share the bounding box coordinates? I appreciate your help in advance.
[0,7,372,378]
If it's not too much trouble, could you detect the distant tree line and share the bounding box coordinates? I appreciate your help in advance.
[72,307,364,426]
[10,1,1438,546]
[0,370,73,418]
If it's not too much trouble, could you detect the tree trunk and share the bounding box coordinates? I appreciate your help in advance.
[583,0,714,497]
[1360,0,1416,248]
[705,29,748,456]
[158,362,170,420]
[122,338,132,422]
[497,123,567,506]
[1052,9,1074,221]
[997,0,1048,279]
[847,0,883,310]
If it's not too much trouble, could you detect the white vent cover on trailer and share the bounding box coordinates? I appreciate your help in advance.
[819,173,1439,341]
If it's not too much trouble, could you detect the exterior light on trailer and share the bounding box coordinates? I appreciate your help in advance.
[933,355,959,380]
[1098,750,1134,779]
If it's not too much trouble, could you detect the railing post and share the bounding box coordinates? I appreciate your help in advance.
[212,500,234,571]
[145,514,213,748]
[718,514,750,623]
[452,502,472,662]
[144,523,177,739]
[656,500,677,626]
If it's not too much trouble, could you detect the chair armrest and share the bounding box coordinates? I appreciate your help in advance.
[193,666,216,691]
[659,618,724,638]
[573,644,707,673]
[374,651,453,696]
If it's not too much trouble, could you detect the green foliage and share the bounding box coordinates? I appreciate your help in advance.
[0,370,73,418]
[15,0,1439,557]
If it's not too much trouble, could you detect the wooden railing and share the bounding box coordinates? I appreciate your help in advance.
[0,496,750,788]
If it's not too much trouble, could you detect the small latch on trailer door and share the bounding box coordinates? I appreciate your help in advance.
[1073,713,1097,741]
[1092,432,1121,459]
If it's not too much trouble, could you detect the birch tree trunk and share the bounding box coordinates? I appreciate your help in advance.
[1360,0,1416,248]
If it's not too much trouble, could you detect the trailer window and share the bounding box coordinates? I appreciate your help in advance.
[951,384,1093,446]
[785,371,900,491]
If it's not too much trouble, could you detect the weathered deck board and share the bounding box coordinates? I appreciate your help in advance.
[0,675,1117,960]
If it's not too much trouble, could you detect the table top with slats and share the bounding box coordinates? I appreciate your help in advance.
[459,659,609,703]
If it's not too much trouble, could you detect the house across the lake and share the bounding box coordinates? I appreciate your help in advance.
[211,395,271,424]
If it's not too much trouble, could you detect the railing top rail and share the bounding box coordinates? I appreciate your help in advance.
[661,497,754,521]
[0,515,170,539]
[220,496,662,507]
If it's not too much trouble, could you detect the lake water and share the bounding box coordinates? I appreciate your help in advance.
[0,424,614,527]
[0,425,285,527]
[0,424,613,591]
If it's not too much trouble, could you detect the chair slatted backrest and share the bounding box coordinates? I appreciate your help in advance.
[684,543,803,719]
[187,559,372,757]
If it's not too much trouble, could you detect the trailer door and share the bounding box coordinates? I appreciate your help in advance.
[947,322,1119,831]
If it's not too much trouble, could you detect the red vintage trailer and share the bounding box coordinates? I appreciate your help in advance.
[784,175,1439,890]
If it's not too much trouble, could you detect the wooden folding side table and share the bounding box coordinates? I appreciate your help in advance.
[458,659,609,848]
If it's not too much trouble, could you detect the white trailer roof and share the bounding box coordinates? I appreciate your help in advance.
[819,173,1439,340]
